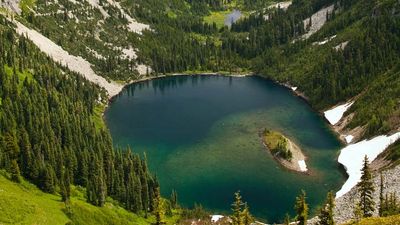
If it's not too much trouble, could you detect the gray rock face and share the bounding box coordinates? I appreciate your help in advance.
[334,165,400,224]
[0,0,21,14]
[310,165,400,224]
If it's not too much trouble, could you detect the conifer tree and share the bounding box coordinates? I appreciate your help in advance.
[380,192,400,216]
[379,173,384,216]
[87,156,106,207]
[241,203,254,225]
[165,201,173,217]
[10,159,21,183]
[60,168,71,203]
[353,202,362,223]
[318,191,335,225]
[284,213,291,225]
[40,165,55,193]
[231,191,244,225]
[153,187,164,225]
[170,189,178,209]
[357,155,375,217]
[295,190,308,225]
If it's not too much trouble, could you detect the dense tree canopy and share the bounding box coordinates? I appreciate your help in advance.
[0,15,158,215]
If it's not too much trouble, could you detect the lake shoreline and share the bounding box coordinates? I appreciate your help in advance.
[108,72,253,101]
[103,73,348,223]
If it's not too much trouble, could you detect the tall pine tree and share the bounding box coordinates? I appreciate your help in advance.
[231,191,244,225]
[153,187,164,225]
[357,155,375,217]
[317,191,335,225]
[379,173,384,216]
[294,190,308,225]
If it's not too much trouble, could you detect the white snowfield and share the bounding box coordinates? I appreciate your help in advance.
[14,20,123,97]
[324,101,354,125]
[298,160,308,172]
[302,5,334,39]
[336,132,400,198]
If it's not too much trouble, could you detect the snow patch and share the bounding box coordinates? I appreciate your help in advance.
[211,215,224,223]
[336,132,400,198]
[324,101,354,125]
[13,20,123,97]
[345,135,354,144]
[298,160,308,172]
[302,5,334,39]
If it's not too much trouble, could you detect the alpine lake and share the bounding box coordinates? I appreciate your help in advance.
[105,75,346,223]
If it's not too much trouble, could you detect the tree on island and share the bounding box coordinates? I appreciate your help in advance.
[317,191,335,225]
[294,190,309,225]
[357,155,375,217]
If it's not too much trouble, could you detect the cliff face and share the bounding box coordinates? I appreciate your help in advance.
[0,0,21,14]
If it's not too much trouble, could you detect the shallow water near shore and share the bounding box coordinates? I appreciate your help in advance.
[105,75,345,222]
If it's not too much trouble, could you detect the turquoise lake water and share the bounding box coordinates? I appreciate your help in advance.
[105,75,346,223]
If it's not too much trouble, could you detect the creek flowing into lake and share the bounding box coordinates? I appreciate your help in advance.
[105,75,345,222]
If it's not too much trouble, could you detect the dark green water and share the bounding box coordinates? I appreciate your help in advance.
[105,75,345,223]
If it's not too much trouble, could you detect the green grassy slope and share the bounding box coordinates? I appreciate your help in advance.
[0,171,174,225]
[0,172,70,225]
[344,214,400,225]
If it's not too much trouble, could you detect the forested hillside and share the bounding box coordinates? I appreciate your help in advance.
[0,14,165,222]
[252,0,400,138]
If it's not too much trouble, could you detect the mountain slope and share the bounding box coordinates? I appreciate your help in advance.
[0,171,158,225]
[251,0,400,140]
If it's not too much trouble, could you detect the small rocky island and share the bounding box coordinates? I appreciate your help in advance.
[262,129,308,173]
